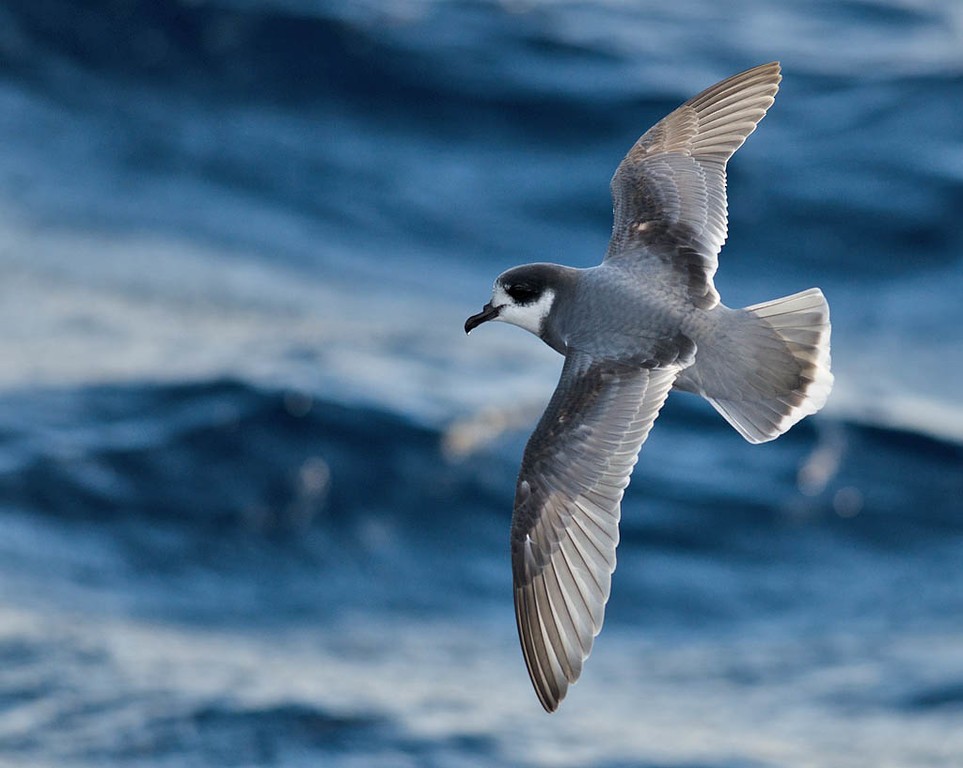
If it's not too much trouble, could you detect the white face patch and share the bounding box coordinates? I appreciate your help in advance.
[491,283,556,336]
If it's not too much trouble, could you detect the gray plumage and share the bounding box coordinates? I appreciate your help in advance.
[464,62,833,712]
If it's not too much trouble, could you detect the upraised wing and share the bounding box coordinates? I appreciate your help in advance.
[511,351,679,711]
[604,62,781,309]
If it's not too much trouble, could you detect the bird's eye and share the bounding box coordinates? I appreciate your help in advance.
[506,284,540,304]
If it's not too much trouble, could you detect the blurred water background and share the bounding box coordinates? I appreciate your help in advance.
[1,1,962,766]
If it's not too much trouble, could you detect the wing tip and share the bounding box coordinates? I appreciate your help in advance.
[514,582,571,713]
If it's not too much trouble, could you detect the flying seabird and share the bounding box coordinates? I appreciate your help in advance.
[464,62,833,712]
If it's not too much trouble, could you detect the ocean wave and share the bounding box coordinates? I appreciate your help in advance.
[1,379,959,549]
[0,379,508,532]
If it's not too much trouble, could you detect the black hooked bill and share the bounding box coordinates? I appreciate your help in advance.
[464,303,500,334]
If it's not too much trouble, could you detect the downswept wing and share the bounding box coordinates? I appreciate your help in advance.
[511,351,679,712]
[605,62,781,309]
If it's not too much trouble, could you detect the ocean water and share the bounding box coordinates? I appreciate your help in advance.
[1,0,962,765]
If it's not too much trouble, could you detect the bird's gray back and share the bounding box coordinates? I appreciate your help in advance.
[549,264,696,367]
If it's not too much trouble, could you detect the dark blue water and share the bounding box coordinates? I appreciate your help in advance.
[1,1,962,765]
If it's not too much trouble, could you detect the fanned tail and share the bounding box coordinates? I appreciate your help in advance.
[679,288,833,443]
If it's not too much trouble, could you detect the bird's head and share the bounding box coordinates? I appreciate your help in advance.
[464,264,558,338]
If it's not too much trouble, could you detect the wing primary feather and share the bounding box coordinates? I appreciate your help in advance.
[515,581,562,711]
[530,571,569,679]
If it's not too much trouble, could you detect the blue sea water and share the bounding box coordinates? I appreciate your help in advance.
[1,0,962,765]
